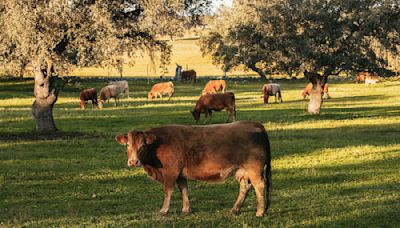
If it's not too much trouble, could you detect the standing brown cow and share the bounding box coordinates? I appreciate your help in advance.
[302,82,330,99]
[79,88,98,110]
[176,64,196,83]
[202,80,227,95]
[115,121,272,217]
[191,92,236,124]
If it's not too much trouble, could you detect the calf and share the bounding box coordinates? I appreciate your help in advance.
[202,80,227,95]
[147,82,174,100]
[108,80,129,98]
[365,75,379,86]
[302,82,330,99]
[115,121,272,217]
[191,92,236,124]
[98,84,121,109]
[79,88,97,110]
[262,83,282,103]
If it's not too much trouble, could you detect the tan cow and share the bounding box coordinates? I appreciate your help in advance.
[148,82,174,100]
[202,80,227,95]
[115,121,272,217]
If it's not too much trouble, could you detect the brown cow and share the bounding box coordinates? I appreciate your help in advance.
[356,72,368,83]
[147,82,174,100]
[191,92,236,124]
[202,80,227,95]
[302,82,330,99]
[262,83,282,103]
[80,88,98,110]
[115,121,272,217]
[176,64,196,83]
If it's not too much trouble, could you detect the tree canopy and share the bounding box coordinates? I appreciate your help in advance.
[0,0,211,131]
[201,0,400,79]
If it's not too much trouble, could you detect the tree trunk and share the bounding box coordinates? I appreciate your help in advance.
[249,65,267,80]
[32,59,58,132]
[304,71,327,115]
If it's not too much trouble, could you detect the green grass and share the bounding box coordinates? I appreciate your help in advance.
[0,78,399,227]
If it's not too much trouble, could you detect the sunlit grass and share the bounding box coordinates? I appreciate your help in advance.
[0,78,399,227]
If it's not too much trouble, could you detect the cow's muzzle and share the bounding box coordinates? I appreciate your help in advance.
[128,160,141,167]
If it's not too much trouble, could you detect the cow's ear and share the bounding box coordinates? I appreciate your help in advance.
[115,134,128,145]
[145,134,156,144]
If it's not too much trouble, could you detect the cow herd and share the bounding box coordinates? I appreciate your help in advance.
[78,71,383,217]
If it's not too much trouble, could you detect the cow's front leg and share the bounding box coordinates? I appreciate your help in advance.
[231,177,251,215]
[177,176,190,214]
[159,180,175,216]
[205,110,212,124]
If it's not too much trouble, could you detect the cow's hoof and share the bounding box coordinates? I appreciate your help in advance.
[159,209,169,216]
[256,211,264,217]
[230,208,240,215]
[182,208,190,215]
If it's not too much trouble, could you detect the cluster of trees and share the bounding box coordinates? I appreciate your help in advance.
[0,0,211,132]
[201,0,400,113]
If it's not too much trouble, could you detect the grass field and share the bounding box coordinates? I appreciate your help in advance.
[0,78,399,227]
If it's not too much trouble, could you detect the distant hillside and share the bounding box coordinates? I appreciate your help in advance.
[69,37,255,78]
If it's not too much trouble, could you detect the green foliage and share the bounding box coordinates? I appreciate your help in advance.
[1,78,400,226]
[0,0,211,72]
[201,0,400,78]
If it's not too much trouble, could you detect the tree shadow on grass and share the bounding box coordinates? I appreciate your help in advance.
[0,131,105,141]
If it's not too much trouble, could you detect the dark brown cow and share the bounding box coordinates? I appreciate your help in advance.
[176,64,196,83]
[302,82,330,99]
[202,80,227,95]
[191,92,236,124]
[80,88,97,110]
[115,121,272,217]
[181,70,197,83]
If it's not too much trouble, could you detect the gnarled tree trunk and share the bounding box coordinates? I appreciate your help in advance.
[304,71,328,115]
[249,65,267,81]
[32,59,58,132]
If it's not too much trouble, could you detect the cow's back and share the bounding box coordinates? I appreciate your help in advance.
[146,121,267,181]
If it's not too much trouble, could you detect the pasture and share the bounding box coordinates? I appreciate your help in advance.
[0,78,399,227]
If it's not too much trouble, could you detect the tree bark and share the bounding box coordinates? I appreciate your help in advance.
[304,71,327,115]
[32,58,58,132]
[248,65,267,80]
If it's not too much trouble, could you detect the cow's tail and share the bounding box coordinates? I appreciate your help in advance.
[264,131,272,212]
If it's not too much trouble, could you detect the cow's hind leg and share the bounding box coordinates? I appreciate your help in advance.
[248,170,265,217]
[177,176,190,214]
[231,177,251,215]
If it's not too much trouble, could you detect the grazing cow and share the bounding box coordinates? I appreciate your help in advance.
[79,88,98,110]
[175,64,196,83]
[108,80,129,98]
[98,84,121,109]
[262,83,282,104]
[115,121,272,217]
[365,75,379,86]
[191,92,236,124]
[202,80,227,95]
[148,82,174,100]
[302,82,330,99]
[356,72,368,83]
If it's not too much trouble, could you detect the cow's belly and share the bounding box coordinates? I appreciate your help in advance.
[183,162,239,182]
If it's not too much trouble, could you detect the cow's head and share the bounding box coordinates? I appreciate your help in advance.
[115,131,157,167]
[98,100,104,109]
[80,100,86,110]
[190,110,200,124]
[147,92,155,99]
